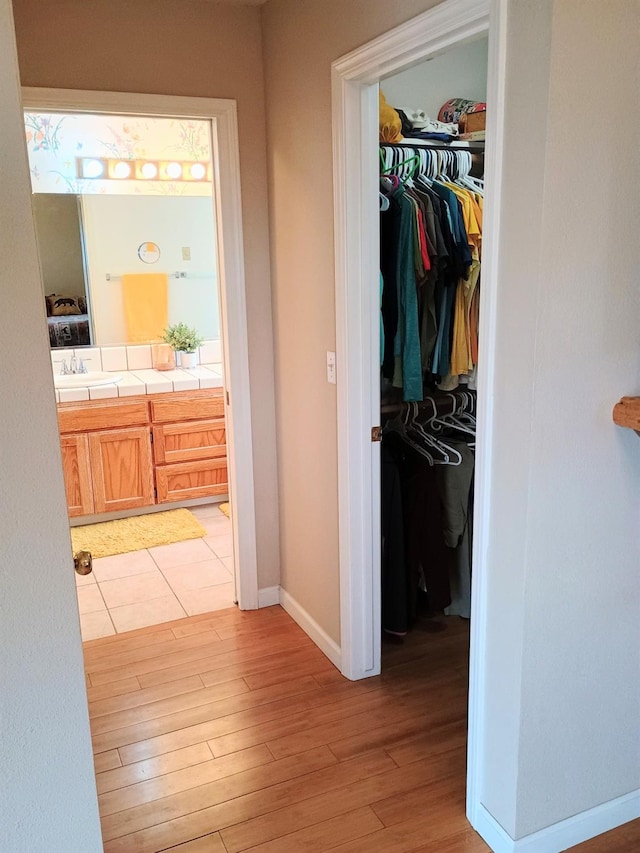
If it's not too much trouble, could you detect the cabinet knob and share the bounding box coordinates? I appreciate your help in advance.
[74,550,93,575]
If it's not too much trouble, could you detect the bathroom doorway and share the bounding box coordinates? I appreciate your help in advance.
[22,89,259,636]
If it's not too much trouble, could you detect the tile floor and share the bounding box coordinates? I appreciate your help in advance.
[76,503,234,641]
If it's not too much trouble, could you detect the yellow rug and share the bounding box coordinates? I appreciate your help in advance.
[71,508,207,559]
[218,502,231,519]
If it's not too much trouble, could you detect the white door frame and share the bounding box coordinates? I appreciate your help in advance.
[21,88,259,610]
[331,0,506,830]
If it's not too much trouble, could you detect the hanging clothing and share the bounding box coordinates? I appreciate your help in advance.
[445,469,474,619]
[382,424,475,626]
[380,187,423,401]
[379,145,483,639]
[381,442,410,635]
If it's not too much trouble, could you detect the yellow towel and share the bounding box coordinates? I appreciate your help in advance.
[122,273,168,343]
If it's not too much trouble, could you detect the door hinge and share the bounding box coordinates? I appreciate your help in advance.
[371,426,382,442]
[226,390,230,406]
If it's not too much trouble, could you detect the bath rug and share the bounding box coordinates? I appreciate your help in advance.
[71,508,207,559]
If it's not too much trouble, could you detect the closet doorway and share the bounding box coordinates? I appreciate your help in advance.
[22,87,260,615]
[332,0,504,832]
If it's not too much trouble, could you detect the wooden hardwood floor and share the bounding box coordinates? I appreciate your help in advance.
[83,605,640,852]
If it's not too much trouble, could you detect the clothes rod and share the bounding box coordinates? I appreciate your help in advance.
[105,272,215,281]
[380,140,485,152]
[381,389,477,416]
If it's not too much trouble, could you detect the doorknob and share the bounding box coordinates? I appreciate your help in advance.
[74,550,93,575]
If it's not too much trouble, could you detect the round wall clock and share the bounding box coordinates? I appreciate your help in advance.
[138,242,161,264]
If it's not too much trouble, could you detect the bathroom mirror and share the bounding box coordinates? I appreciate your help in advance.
[33,193,94,348]
[26,110,220,350]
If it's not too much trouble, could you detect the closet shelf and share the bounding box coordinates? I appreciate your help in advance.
[612,397,640,433]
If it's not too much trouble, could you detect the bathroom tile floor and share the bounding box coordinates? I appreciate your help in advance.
[76,503,234,641]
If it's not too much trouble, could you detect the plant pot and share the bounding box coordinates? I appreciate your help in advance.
[179,351,198,369]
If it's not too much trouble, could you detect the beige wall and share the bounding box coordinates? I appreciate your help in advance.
[261,0,441,643]
[0,0,102,847]
[12,0,280,589]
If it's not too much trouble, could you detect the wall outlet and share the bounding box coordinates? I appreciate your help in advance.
[326,351,336,384]
[182,246,191,261]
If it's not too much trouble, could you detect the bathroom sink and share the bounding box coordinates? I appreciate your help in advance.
[54,372,122,389]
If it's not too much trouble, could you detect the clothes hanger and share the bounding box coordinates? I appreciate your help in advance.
[434,392,476,438]
[384,404,436,466]
[456,151,483,193]
[409,415,463,466]
[380,149,420,183]
[379,192,390,211]
[414,150,434,186]
[405,402,449,464]
[406,399,464,466]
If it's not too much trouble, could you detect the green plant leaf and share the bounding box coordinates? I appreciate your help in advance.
[162,322,204,353]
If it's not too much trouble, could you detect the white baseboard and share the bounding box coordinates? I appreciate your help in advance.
[278,588,342,670]
[472,805,514,852]
[257,586,280,608]
[473,789,640,853]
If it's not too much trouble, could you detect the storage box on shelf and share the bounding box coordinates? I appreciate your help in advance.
[57,389,228,518]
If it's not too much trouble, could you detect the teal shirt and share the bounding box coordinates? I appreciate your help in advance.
[392,189,423,402]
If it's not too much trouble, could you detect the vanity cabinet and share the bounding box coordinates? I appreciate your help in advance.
[57,389,227,519]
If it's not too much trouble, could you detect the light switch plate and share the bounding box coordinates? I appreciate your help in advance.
[326,351,336,384]
[182,246,191,261]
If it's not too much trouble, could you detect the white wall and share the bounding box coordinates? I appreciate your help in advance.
[0,0,103,848]
[82,194,218,345]
[481,0,640,840]
[381,36,488,119]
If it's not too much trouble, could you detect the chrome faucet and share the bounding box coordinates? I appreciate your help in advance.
[58,357,89,375]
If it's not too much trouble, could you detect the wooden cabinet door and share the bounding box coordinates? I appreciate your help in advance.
[60,434,94,517]
[153,418,226,465]
[88,427,154,513]
[156,459,228,503]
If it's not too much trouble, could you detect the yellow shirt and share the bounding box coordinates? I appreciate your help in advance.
[444,183,481,260]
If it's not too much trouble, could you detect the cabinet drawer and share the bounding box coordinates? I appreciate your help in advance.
[156,459,228,503]
[59,400,149,433]
[153,418,226,465]
[150,393,224,424]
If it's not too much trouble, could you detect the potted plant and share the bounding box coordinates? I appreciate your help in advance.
[162,322,203,368]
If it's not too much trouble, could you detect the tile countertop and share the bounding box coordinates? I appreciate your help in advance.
[55,363,224,403]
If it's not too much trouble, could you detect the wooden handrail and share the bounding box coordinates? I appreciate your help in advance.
[612,396,640,432]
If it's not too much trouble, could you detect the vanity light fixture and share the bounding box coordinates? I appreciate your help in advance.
[80,158,106,179]
[164,161,183,180]
[110,160,133,179]
[137,161,159,180]
[75,156,211,182]
[77,157,107,179]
